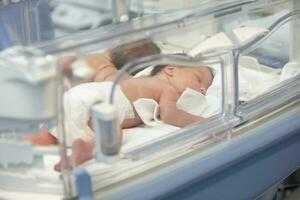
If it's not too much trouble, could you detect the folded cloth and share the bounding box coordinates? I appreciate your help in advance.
[205,57,281,102]
[232,26,269,45]
[133,88,208,127]
[238,57,280,101]
[133,98,161,126]
[176,88,207,115]
[188,32,234,57]
[51,82,134,146]
[280,62,300,81]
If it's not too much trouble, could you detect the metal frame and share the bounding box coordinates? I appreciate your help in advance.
[75,1,300,199]
[97,100,300,200]
[1,0,299,199]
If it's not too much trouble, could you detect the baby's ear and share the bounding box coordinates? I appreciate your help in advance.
[163,65,176,77]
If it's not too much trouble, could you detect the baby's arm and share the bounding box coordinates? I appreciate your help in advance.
[159,88,203,127]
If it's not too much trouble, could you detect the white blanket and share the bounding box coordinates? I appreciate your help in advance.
[51,82,134,147]
[59,26,281,149]
[120,26,281,151]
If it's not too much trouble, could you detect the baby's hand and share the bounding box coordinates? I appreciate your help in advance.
[23,126,58,146]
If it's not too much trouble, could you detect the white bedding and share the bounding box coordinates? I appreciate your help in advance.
[24,53,282,197]
[61,26,281,157]
[23,27,280,175]
[0,20,294,197]
[112,55,280,153]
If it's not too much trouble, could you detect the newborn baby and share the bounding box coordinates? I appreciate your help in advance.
[26,64,213,171]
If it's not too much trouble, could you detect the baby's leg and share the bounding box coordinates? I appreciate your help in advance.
[54,126,126,171]
[54,138,94,172]
[121,110,143,128]
[23,127,58,146]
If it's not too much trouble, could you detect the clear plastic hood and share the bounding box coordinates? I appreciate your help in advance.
[0,0,299,199]
[130,0,257,13]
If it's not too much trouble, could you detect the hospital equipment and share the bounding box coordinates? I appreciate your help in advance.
[0,0,300,199]
[91,102,122,161]
[0,46,58,131]
[0,0,54,50]
[50,1,112,36]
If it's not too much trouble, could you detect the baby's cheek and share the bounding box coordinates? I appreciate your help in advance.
[190,81,200,89]
[192,85,203,93]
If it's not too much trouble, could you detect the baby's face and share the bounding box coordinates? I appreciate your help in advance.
[171,67,213,95]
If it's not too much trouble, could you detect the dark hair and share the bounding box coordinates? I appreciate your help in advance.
[150,64,167,76]
[110,40,161,74]
[150,53,186,76]
[150,64,215,77]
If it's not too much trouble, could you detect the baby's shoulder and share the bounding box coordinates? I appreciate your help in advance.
[145,77,170,88]
[151,80,177,95]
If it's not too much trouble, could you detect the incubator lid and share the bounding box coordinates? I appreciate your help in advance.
[0,46,57,84]
[130,0,257,14]
[36,0,258,55]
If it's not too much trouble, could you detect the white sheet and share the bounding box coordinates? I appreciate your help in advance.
[113,26,281,153]
[51,82,134,146]
[44,26,281,171]
[188,32,234,56]
[55,85,210,149]
[119,56,280,153]
[1,24,290,197]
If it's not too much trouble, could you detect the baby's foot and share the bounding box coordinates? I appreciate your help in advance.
[54,138,94,172]
[23,129,58,146]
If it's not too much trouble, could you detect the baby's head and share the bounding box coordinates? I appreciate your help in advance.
[151,64,214,95]
[110,40,160,75]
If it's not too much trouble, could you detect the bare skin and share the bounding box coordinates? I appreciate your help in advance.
[85,52,133,83]
[54,65,213,171]
[54,138,94,171]
[85,52,115,82]
[25,65,213,171]
[23,126,58,146]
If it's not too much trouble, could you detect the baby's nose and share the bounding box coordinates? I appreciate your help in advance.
[199,87,207,95]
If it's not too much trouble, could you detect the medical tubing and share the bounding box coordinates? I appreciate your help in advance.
[109,52,228,104]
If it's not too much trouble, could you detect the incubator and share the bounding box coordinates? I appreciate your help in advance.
[0,0,300,199]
